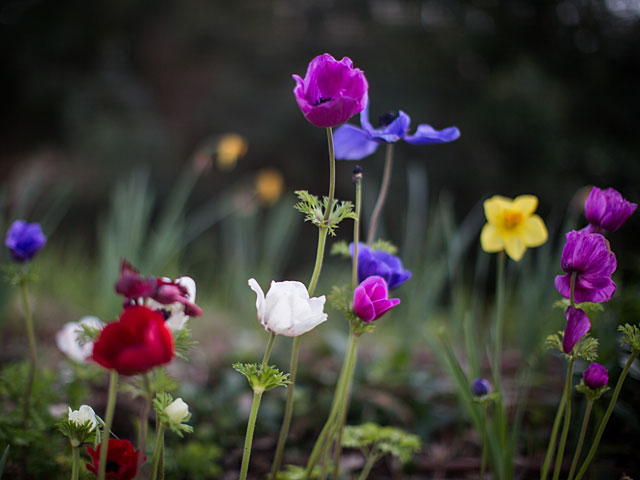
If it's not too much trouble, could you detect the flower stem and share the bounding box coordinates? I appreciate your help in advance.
[98,370,119,480]
[136,373,153,480]
[19,277,37,428]
[366,143,394,244]
[570,272,577,307]
[70,446,80,480]
[540,390,567,480]
[481,404,488,480]
[269,127,337,479]
[150,419,165,480]
[491,252,507,454]
[552,357,575,480]
[357,450,380,480]
[567,400,593,480]
[574,349,639,480]
[352,171,362,289]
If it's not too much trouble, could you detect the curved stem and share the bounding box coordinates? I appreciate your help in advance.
[567,400,593,480]
[150,420,165,480]
[366,143,394,244]
[552,357,575,480]
[20,278,37,428]
[262,332,276,367]
[98,370,119,480]
[540,390,567,480]
[70,446,80,480]
[357,450,380,480]
[575,350,639,480]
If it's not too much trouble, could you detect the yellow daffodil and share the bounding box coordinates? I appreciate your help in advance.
[255,168,284,206]
[216,133,248,171]
[480,194,548,261]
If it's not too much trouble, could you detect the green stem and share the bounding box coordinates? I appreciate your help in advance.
[308,228,329,297]
[567,400,593,480]
[352,172,362,289]
[262,332,276,367]
[357,450,380,480]
[323,127,336,225]
[270,336,300,479]
[366,143,394,244]
[136,373,153,479]
[98,370,119,480]
[569,272,577,307]
[491,252,507,454]
[20,278,37,428]
[150,420,165,480]
[70,445,80,480]
[540,390,567,480]
[239,391,263,480]
[481,405,488,480]
[552,357,575,480]
[575,349,639,480]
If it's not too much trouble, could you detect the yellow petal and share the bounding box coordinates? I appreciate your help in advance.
[484,195,512,225]
[480,224,504,253]
[503,234,525,261]
[513,195,538,216]
[521,214,548,247]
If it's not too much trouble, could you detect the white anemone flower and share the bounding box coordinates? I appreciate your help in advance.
[56,316,104,363]
[248,278,328,337]
[146,276,197,332]
[164,397,190,424]
[68,405,98,431]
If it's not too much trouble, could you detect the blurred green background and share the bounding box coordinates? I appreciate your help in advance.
[1,0,639,478]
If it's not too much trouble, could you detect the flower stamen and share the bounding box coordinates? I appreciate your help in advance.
[503,211,523,230]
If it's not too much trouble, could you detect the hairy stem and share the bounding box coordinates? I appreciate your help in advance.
[567,400,593,480]
[366,143,394,244]
[98,370,119,480]
[540,391,567,480]
[552,357,575,480]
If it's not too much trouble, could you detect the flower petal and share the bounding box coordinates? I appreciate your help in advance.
[512,195,538,216]
[521,214,548,247]
[404,124,460,145]
[483,196,512,225]
[503,234,525,261]
[563,306,591,354]
[248,278,266,323]
[480,224,504,253]
[333,124,379,160]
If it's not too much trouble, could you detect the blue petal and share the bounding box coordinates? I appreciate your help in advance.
[404,124,461,145]
[333,124,380,160]
[359,99,374,132]
[370,110,411,143]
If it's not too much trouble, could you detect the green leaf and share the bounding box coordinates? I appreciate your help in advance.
[293,190,356,235]
[342,423,421,464]
[330,241,351,258]
[619,323,640,352]
[575,379,610,402]
[0,445,9,479]
[232,363,290,393]
[174,327,198,360]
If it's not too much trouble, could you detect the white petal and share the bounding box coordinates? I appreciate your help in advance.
[248,278,266,323]
[177,276,197,301]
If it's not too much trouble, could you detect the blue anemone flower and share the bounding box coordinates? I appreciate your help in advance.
[5,220,47,263]
[350,242,411,289]
[333,100,461,160]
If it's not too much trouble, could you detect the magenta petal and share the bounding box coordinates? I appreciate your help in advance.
[554,274,571,299]
[370,297,400,320]
[353,284,376,322]
[563,306,591,354]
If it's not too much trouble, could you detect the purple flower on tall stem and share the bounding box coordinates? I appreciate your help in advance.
[584,187,637,233]
[333,100,460,160]
[583,363,608,390]
[5,220,47,262]
[353,276,400,323]
[292,53,368,128]
[563,306,591,355]
[349,243,411,289]
[471,378,491,397]
[554,230,616,304]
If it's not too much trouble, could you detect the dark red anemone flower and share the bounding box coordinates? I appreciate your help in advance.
[86,439,144,480]
[91,306,175,375]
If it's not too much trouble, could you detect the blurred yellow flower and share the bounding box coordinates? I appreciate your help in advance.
[255,168,284,206]
[480,194,548,261]
[216,133,248,171]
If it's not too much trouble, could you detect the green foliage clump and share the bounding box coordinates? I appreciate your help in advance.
[342,422,421,464]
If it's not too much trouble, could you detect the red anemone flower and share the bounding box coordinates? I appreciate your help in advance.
[92,306,175,375]
[86,439,144,480]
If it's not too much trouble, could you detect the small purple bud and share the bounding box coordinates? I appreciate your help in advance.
[471,378,490,397]
[583,363,608,390]
[5,220,47,263]
[352,165,363,184]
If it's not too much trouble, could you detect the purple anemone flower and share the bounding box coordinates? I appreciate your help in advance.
[5,220,47,262]
[292,53,368,128]
[350,242,411,289]
[333,100,460,160]
[563,306,591,355]
[353,276,400,323]
[584,186,637,233]
[554,230,616,304]
[471,378,491,397]
[583,363,608,390]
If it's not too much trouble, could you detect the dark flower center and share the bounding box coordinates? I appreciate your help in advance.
[106,460,120,473]
[160,308,171,320]
[378,111,398,127]
[312,96,332,106]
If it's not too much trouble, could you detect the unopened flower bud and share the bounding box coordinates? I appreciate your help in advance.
[583,363,608,390]
[165,398,190,424]
[352,165,363,184]
[68,405,98,431]
[471,378,490,397]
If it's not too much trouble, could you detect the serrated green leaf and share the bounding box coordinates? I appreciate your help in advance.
[330,241,351,257]
[619,324,640,351]
[233,362,290,393]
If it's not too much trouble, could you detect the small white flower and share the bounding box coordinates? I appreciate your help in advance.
[146,276,197,332]
[68,405,98,431]
[56,316,104,363]
[248,278,328,337]
[164,397,190,424]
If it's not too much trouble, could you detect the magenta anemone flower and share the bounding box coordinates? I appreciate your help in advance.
[583,363,608,390]
[353,276,400,323]
[584,186,637,233]
[5,220,47,262]
[563,306,591,355]
[554,230,616,304]
[292,53,368,128]
[334,100,460,160]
